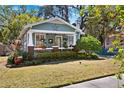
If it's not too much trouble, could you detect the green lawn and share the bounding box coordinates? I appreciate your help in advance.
[0,58,120,88]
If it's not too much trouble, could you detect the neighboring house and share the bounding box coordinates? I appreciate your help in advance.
[19,17,84,52]
[104,31,124,49]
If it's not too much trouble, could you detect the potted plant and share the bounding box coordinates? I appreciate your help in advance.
[13,50,23,65]
[14,56,23,65]
[63,42,68,48]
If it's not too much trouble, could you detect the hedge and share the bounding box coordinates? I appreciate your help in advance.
[36,51,99,61]
[6,51,99,68]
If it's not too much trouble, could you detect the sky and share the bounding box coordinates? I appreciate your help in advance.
[13,5,79,23]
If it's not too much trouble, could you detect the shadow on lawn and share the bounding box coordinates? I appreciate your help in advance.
[41,58,105,65]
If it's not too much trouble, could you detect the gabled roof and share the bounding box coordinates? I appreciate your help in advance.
[18,17,84,39]
[28,17,82,32]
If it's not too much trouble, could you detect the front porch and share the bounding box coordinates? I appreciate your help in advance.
[27,29,78,51]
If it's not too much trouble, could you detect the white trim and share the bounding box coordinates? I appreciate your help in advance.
[30,29,75,35]
[34,47,73,51]
[27,32,34,46]
[34,48,53,51]
[73,33,76,45]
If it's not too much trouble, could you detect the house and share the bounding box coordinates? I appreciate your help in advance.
[19,17,84,52]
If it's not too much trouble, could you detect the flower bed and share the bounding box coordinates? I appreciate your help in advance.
[6,51,99,68]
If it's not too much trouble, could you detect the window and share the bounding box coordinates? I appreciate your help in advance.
[35,34,46,47]
[68,35,73,47]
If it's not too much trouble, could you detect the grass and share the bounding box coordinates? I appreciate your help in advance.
[0,58,121,88]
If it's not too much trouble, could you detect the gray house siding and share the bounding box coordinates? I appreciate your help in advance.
[32,23,75,32]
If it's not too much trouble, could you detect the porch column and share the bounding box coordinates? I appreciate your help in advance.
[28,32,34,46]
[73,33,76,46]
[27,32,34,60]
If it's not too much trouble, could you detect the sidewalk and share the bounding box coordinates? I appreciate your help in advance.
[63,75,124,88]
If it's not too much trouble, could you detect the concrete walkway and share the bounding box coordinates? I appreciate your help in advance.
[63,75,124,88]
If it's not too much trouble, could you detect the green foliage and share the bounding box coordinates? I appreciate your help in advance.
[108,36,124,87]
[76,35,102,53]
[116,73,123,80]
[18,52,99,67]
[0,13,42,44]
[21,52,99,66]
[77,53,98,59]
[80,5,124,46]
[17,50,28,60]
[7,55,14,64]
[23,60,43,66]
[6,51,99,67]
[7,49,28,65]
[37,51,77,61]
[108,48,114,53]
[21,51,28,60]
[36,51,99,62]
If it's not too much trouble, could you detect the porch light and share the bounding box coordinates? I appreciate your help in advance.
[41,39,44,42]
[48,39,53,43]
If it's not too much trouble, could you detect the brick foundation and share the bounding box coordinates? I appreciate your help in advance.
[28,46,34,60]
[52,46,59,52]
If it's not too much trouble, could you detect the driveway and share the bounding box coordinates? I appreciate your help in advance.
[63,75,124,88]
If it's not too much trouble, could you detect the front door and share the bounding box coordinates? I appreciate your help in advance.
[55,36,62,47]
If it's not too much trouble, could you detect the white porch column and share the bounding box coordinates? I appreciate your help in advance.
[73,33,76,46]
[27,31,34,60]
[27,32,34,46]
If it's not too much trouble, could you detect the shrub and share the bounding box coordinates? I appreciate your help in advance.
[36,51,99,62]
[76,35,102,53]
[23,60,44,66]
[77,53,99,59]
[90,53,99,59]
[77,53,85,59]
[7,55,14,64]
[9,51,99,67]
[7,50,26,65]
[36,51,78,61]
[21,51,28,60]
[7,51,99,67]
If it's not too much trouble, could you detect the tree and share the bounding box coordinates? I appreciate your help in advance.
[37,5,80,23]
[0,14,42,44]
[76,35,102,53]
[108,35,124,87]
[0,6,47,44]
[80,5,123,47]
[37,5,69,22]
[0,6,14,23]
